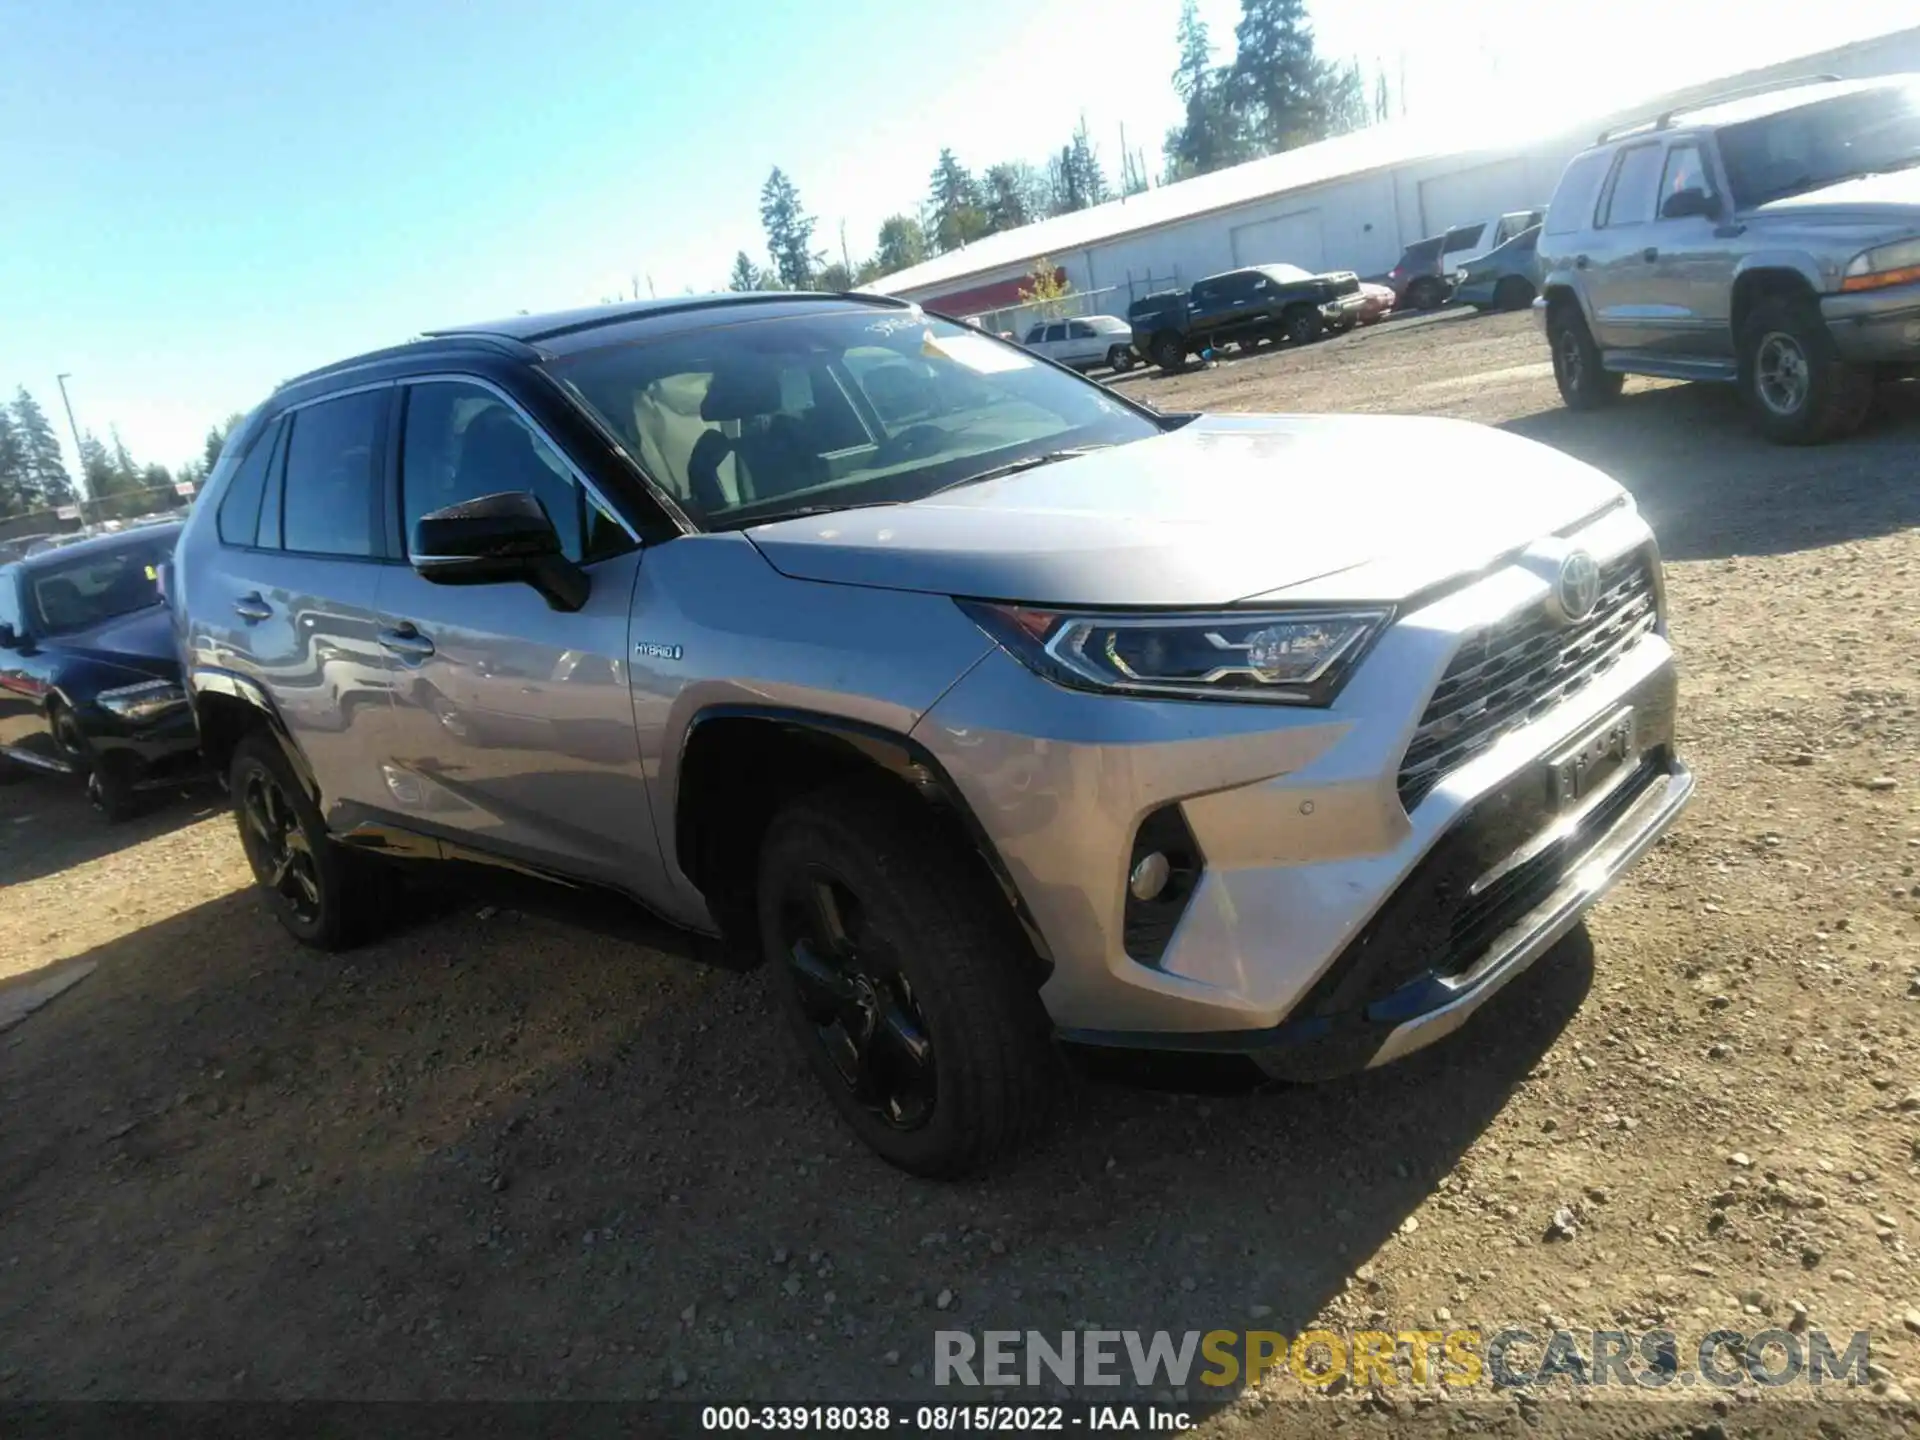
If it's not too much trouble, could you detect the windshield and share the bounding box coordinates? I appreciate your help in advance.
[24,533,175,635]
[1718,84,1920,207]
[547,308,1163,528]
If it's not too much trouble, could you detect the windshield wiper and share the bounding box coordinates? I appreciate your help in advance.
[926,446,1112,497]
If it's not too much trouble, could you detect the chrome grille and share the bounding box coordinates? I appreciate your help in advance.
[1398,551,1658,810]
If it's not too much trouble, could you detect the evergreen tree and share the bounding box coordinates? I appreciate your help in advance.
[203,413,244,476]
[108,429,142,496]
[873,214,929,275]
[0,409,27,517]
[927,149,988,253]
[11,388,74,508]
[77,432,115,503]
[1231,0,1348,154]
[759,168,819,289]
[814,261,854,293]
[1047,120,1111,216]
[1164,0,1253,181]
[727,250,765,292]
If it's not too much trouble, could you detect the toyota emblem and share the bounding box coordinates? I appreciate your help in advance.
[1550,550,1602,625]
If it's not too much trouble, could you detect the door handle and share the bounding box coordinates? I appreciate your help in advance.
[233,593,272,622]
[378,624,435,661]
[1642,247,1659,262]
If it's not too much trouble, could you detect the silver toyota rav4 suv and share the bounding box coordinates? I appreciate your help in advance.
[172,293,1691,1176]
[1539,74,1920,444]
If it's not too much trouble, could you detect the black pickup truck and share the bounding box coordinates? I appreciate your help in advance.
[1128,264,1365,371]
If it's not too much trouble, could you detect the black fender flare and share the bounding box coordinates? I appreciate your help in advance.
[188,665,321,804]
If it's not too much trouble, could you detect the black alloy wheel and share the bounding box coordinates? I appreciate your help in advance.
[779,865,936,1131]
[239,762,323,927]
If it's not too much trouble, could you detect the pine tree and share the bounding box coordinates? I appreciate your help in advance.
[1047,120,1111,216]
[927,150,988,253]
[873,214,929,275]
[728,250,763,292]
[11,388,74,508]
[1164,0,1251,182]
[1231,0,1347,154]
[759,168,819,289]
[78,432,115,503]
[0,410,27,518]
[982,163,1042,234]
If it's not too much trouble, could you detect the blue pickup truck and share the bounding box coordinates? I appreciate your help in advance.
[1128,263,1366,372]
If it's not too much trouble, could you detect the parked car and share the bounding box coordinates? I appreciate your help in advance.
[0,534,55,564]
[1539,74,1920,444]
[173,291,1691,1176]
[1454,223,1542,311]
[1355,281,1396,325]
[1390,210,1544,310]
[1128,263,1366,370]
[0,523,200,818]
[1020,314,1137,372]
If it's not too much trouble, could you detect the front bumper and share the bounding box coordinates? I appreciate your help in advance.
[1321,293,1367,322]
[1823,278,1920,364]
[913,502,1687,1070]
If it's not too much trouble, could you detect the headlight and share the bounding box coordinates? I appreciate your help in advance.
[959,601,1390,706]
[96,678,188,722]
[1842,237,1920,292]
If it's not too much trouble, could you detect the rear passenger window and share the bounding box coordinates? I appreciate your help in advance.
[215,421,280,548]
[1601,143,1664,227]
[281,391,384,558]
[1544,151,1613,235]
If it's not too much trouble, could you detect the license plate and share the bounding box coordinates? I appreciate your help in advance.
[1548,708,1636,810]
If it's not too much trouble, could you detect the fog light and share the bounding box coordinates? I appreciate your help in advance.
[1129,851,1171,901]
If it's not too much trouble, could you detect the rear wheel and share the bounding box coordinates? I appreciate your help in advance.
[1494,275,1535,312]
[1106,345,1135,373]
[1282,306,1323,345]
[1150,332,1187,372]
[1738,294,1873,445]
[1407,277,1447,311]
[230,732,391,949]
[759,779,1053,1177]
[1548,302,1623,410]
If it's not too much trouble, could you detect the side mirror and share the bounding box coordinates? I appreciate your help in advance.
[412,491,590,613]
[1661,188,1718,221]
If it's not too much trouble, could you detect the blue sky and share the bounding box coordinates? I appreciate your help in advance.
[2,0,1910,476]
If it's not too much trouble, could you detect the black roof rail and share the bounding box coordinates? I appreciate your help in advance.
[1596,72,1843,145]
[275,332,532,392]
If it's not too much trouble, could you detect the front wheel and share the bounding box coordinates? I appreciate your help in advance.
[230,732,392,949]
[1150,332,1186,372]
[1494,276,1535,312]
[86,757,139,823]
[1106,345,1135,373]
[1738,295,1872,445]
[1548,303,1623,410]
[759,780,1054,1178]
[1283,306,1323,346]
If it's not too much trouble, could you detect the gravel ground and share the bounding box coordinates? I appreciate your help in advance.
[3,311,1918,1434]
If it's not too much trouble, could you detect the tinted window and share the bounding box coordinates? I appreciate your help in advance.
[215,421,279,547]
[281,391,383,557]
[550,309,1159,529]
[1023,325,1045,344]
[1658,143,1713,213]
[23,533,175,635]
[401,381,631,566]
[1718,84,1920,208]
[1544,150,1613,234]
[1601,143,1664,226]
[1068,321,1095,338]
[1043,323,1067,343]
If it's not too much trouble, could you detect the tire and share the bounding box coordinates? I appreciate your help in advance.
[1407,277,1447,311]
[1150,332,1186,372]
[1106,345,1135,373]
[759,778,1054,1178]
[1548,302,1624,411]
[229,732,391,949]
[86,756,139,823]
[1737,293,1873,445]
[1494,275,1535,312]
[1282,306,1323,346]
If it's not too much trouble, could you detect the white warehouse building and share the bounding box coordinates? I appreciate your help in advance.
[872,26,1920,325]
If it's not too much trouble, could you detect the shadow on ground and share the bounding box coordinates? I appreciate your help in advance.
[0,777,222,889]
[0,859,1596,1400]
[1504,379,1920,562]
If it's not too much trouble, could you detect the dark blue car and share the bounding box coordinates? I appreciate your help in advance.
[0,523,202,818]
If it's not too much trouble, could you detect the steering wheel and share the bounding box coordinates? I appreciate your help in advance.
[875,423,948,466]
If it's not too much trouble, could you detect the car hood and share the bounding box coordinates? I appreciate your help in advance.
[745,415,1625,607]
[1750,168,1920,222]
[50,605,180,679]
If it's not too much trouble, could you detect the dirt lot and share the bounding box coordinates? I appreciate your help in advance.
[4,311,1919,1433]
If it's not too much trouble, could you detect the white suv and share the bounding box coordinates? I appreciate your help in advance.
[1021,315,1137,372]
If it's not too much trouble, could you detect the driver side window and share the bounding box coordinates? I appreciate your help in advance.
[400,381,631,565]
